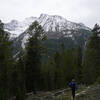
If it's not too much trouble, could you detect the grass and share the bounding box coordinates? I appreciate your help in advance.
[76,84,100,100]
[26,84,100,100]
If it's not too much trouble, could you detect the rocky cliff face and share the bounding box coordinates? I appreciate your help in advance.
[2,14,92,54]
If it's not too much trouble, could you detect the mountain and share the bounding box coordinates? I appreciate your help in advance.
[4,17,37,38]
[3,14,92,54]
[4,14,90,38]
[37,14,90,32]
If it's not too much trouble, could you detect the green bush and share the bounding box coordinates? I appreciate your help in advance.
[96,76,100,84]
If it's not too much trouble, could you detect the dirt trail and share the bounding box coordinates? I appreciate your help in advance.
[76,85,100,100]
[26,85,100,100]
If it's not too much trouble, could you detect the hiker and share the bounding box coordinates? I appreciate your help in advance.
[68,79,78,100]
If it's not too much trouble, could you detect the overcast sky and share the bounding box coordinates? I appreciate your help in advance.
[0,0,100,28]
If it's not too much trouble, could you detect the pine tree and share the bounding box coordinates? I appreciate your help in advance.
[73,47,83,83]
[15,50,26,100]
[83,24,100,84]
[25,21,46,93]
[0,20,14,99]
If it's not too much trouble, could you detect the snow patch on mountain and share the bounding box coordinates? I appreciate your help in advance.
[4,17,37,38]
[21,34,29,49]
[38,14,68,31]
[4,14,90,38]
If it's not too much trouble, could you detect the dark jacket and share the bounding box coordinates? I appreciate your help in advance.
[69,82,78,91]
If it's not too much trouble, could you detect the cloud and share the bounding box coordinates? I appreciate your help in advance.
[0,0,100,27]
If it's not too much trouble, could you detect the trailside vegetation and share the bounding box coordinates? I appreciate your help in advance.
[0,20,100,100]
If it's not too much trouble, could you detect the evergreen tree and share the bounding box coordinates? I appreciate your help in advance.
[41,43,83,89]
[25,21,46,93]
[53,51,61,89]
[83,24,100,84]
[15,50,26,100]
[73,47,83,83]
[0,20,14,99]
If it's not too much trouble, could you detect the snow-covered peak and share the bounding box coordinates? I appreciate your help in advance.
[10,20,18,24]
[4,14,90,38]
[5,20,18,30]
[4,17,37,38]
[38,14,90,32]
[38,14,69,31]
[39,13,49,18]
[39,13,66,20]
[23,16,37,25]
